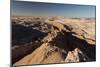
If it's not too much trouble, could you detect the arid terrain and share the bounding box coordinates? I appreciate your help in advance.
[12,16,96,66]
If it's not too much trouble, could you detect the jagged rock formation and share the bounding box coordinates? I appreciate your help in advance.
[64,48,90,63]
[12,16,96,66]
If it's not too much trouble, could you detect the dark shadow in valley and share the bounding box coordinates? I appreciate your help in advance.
[12,23,47,64]
[12,24,47,45]
[50,30,96,61]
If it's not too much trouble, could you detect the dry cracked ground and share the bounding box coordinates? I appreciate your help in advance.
[12,16,96,66]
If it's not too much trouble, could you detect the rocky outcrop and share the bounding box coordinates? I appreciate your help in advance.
[64,48,90,63]
[12,18,54,64]
[12,16,96,66]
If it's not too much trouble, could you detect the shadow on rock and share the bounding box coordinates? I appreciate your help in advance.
[12,24,47,64]
[50,30,96,61]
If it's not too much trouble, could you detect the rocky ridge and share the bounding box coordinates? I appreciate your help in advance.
[12,16,96,66]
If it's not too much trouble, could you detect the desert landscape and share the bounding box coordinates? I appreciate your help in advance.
[11,1,96,66]
[12,16,96,66]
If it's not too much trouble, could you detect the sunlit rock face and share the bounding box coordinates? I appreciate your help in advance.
[12,16,96,66]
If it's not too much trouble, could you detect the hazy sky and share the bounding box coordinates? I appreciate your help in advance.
[12,1,96,18]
